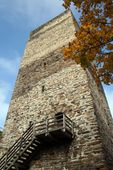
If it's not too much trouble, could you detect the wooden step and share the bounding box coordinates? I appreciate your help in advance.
[29,146,35,150]
[20,156,27,160]
[11,166,16,169]
[17,159,24,163]
[13,155,18,159]
[7,161,12,165]
[34,140,40,144]
[23,153,30,157]
[32,143,38,147]
[26,149,32,153]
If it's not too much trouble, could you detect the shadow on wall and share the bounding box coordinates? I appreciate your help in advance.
[0,130,2,140]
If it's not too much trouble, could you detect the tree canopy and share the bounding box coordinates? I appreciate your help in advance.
[63,0,113,84]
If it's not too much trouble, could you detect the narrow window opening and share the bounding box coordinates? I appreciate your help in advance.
[42,85,45,92]
[44,62,46,67]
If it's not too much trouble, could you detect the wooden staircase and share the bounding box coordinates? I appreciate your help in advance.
[0,113,74,170]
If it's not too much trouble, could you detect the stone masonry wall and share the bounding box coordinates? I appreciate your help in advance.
[87,70,113,169]
[20,10,78,68]
[0,10,113,169]
[0,9,77,155]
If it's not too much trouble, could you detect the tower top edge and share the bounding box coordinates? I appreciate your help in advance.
[29,9,78,41]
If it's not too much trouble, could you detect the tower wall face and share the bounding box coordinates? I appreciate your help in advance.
[87,70,113,168]
[1,10,113,169]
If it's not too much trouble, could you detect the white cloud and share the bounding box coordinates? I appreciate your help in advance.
[0,81,10,129]
[0,55,20,75]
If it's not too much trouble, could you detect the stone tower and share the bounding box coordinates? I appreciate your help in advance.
[0,10,113,170]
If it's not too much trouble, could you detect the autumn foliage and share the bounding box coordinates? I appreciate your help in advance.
[63,0,113,84]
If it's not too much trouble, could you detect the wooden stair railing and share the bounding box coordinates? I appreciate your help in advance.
[0,114,74,170]
[0,123,40,170]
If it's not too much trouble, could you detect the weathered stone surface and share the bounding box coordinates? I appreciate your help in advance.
[87,70,113,169]
[12,50,75,99]
[20,10,78,68]
[0,10,113,170]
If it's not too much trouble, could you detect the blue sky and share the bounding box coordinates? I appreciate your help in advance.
[0,0,113,129]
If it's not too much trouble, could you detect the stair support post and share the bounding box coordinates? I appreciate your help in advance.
[45,117,49,136]
[63,113,66,132]
[72,122,75,138]
[32,123,36,139]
